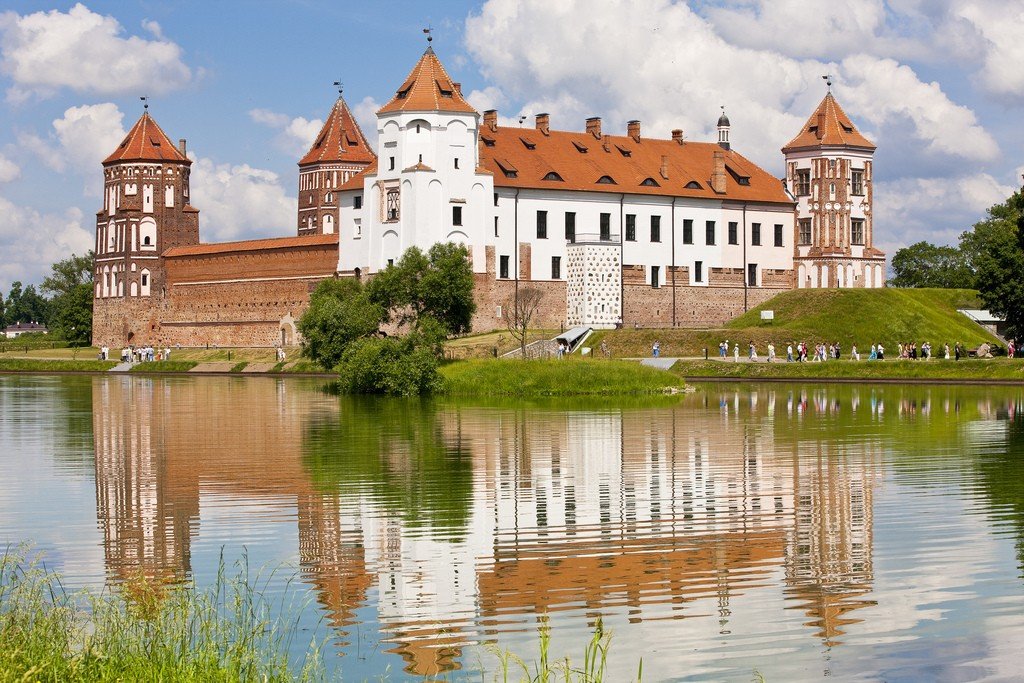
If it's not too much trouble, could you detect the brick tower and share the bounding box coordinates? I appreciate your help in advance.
[92,108,199,343]
[297,93,376,235]
[783,89,885,288]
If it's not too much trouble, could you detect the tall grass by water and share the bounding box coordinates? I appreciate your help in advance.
[0,547,324,682]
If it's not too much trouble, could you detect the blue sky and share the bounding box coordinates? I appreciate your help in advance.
[1,0,1022,291]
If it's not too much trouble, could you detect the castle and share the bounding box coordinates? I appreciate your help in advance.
[91,46,884,348]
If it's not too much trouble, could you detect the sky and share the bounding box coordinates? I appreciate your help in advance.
[1,0,1022,292]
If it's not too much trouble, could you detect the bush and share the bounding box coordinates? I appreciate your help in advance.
[336,334,441,396]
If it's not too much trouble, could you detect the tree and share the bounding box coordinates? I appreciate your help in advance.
[960,190,1024,339]
[890,241,975,289]
[41,252,94,343]
[502,287,544,357]
[367,243,476,335]
[4,281,48,326]
[297,278,384,370]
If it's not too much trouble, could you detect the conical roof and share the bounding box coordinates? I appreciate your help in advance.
[782,93,875,153]
[377,47,477,115]
[103,111,190,165]
[299,95,377,167]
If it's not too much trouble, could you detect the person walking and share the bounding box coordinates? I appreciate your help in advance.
[852,344,860,361]
[733,343,740,362]
[787,343,794,362]
[767,342,776,362]
[877,343,885,360]
[652,341,660,358]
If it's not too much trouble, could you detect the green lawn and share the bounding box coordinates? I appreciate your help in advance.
[673,357,1024,381]
[440,357,683,396]
[0,358,116,373]
[590,288,998,358]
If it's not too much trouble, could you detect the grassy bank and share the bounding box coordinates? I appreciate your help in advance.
[591,288,997,358]
[128,360,200,373]
[0,358,116,373]
[441,358,683,396]
[674,357,1024,381]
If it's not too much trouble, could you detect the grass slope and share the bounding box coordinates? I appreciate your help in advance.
[674,357,1024,381]
[0,358,117,373]
[591,288,997,358]
[441,358,683,396]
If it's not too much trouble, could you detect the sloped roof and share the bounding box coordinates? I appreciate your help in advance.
[299,95,377,167]
[338,160,376,191]
[479,126,792,204]
[163,233,338,258]
[103,112,190,165]
[377,47,477,115]
[783,93,875,153]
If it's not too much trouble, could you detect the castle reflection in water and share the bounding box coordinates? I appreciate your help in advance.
[92,377,901,676]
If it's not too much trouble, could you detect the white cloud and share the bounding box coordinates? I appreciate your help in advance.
[464,0,995,175]
[955,0,1024,100]
[0,197,91,291]
[873,172,1014,252]
[187,155,296,243]
[0,3,192,102]
[248,108,322,157]
[0,152,18,183]
[352,96,381,150]
[52,103,127,174]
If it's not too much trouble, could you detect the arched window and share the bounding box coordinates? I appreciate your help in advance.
[139,217,157,251]
[140,269,151,297]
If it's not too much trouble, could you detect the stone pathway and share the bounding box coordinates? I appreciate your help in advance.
[109,362,134,372]
[242,362,276,373]
[188,362,236,373]
[640,357,679,370]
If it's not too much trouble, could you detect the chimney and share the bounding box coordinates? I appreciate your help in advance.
[660,155,669,180]
[483,109,498,132]
[815,110,825,140]
[178,138,187,155]
[627,119,640,141]
[453,82,462,96]
[586,117,602,139]
[711,151,727,194]
[671,129,684,145]
[535,113,550,135]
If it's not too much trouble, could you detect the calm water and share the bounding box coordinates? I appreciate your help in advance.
[3,375,1024,681]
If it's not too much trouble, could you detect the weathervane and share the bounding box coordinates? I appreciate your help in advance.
[333,80,343,95]
[822,74,833,92]
[140,95,149,110]
[518,115,527,126]
[423,26,432,44]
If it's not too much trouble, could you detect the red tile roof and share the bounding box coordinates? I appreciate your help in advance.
[378,47,477,115]
[163,233,338,258]
[338,161,376,191]
[480,126,792,204]
[782,93,875,153]
[299,95,377,167]
[103,112,190,165]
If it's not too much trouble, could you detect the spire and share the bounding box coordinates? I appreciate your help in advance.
[103,111,190,165]
[782,92,875,153]
[298,94,377,167]
[377,48,476,115]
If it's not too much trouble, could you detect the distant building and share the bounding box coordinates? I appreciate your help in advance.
[91,44,884,347]
[3,322,48,338]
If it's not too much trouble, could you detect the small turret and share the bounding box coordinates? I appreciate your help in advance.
[717,107,730,150]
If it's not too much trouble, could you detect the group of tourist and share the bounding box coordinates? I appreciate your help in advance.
[99,345,171,363]
[715,338,1004,362]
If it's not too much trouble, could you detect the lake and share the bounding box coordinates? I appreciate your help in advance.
[2,374,1024,681]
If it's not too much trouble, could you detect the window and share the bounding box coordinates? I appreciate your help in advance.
[651,215,661,243]
[625,214,636,241]
[600,213,611,241]
[694,261,703,283]
[747,263,758,287]
[493,192,499,206]
[774,223,784,247]
[651,265,660,288]
[751,223,761,246]
[499,255,510,279]
[799,218,812,245]
[851,218,865,245]
[385,188,400,222]
[494,216,499,237]
[454,158,460,169]
[543,171,564,181]
[453,206,463,226]
[705,220,715,245]
[596,175,616,184]
[565,212,576,242]
[683,219,693,245]
[795,169,810,196]
[552,256,561,279]
[537,210,547,238]
[851,169,864,196]
[354,195,362,209]
[389,156,395,171]
[728,222,738,245]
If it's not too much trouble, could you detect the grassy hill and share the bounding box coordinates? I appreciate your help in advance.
[590,288,999,358]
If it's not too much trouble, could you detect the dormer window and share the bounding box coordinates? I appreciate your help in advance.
[481,136,496,147]
[543,171,563,181]
[685,180,702,189]
[616,145,631,157]
[726,165,750,186]
[596,175,616,185]
[435,79,454,98]
[572,140,588,153]
[395,77,414,100]
[640,177,659,187]
[496,158,518,179]
[519,137,536,150]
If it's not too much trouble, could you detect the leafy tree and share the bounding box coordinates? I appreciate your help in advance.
[297,278,384,370]
[4,281,48,326]
[40,252,94,343]
[502,286,544,357]
[960,190,1024,339]
[367,243,476,335]
[890,241,975,289]
[336,330,443,396]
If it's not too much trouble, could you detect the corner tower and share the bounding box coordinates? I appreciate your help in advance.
[342,44,493,274]
[93,109,198,308]
[297,93,376,236]
[783,90,885,288]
